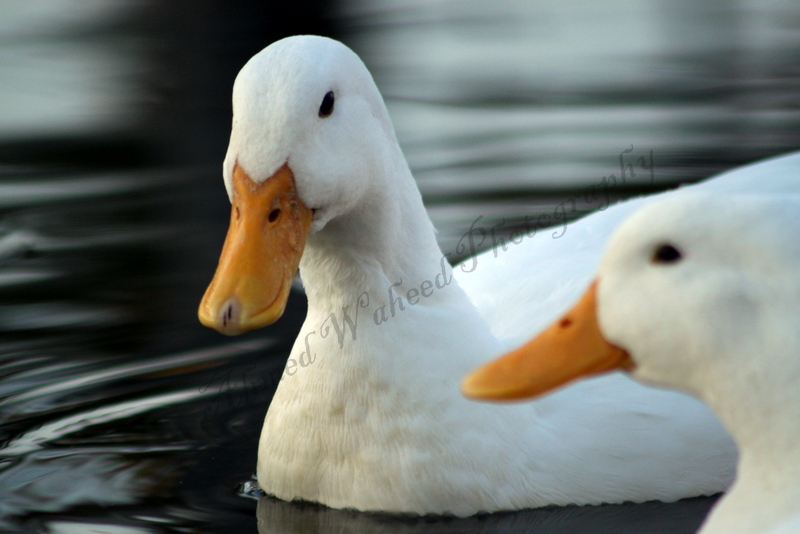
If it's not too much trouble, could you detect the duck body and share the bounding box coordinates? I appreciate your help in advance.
[261,261,731,514]
[464,192,800,531]
[261,257,733,514]
[768,513,800,534]
[200,35,800,516]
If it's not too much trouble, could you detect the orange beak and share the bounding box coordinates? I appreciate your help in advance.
[461,281,634,401]
[198,163,313,335]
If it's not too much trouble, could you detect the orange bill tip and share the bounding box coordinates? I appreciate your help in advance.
[198,163,313,335]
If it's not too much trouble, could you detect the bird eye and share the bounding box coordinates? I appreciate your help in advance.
[319,91,334,118]
[651,244,682,264]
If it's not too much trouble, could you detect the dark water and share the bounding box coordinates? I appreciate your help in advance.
[1,1,798,532]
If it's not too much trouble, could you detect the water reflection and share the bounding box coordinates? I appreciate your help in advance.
[0,0,144,141]
[338,0,800,255]
[256,495,717,534]
[0,334,288,531]
[1,450,167,518]
[0,0,798,532]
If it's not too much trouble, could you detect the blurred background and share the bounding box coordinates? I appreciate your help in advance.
[0,0,798,532]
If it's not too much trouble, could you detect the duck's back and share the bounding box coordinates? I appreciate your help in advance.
[456,150,800,345]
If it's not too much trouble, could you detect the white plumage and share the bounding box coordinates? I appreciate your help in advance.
[590,193,800,534]
[216,34,799,515]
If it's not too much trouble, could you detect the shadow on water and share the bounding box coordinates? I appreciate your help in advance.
[255,495,718,534]
[0,0,798,532]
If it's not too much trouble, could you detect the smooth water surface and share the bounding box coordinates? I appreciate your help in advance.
[1,1,798,532]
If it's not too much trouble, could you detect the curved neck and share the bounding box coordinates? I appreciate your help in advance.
[299,145,447,310]
[699,348,800,517]
[703,364,800,467]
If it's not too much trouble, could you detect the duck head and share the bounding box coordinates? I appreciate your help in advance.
[199,36,399,335]
[462,193,800,403]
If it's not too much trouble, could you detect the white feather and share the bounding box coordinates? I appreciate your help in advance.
[595,193,800,534]
[222,35,800,515]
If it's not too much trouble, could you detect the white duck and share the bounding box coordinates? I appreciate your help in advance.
[197,34,797,516]
[463,193,800,533]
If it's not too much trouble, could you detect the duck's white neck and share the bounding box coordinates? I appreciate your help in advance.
[698,349,800,533]
[299,144,447,311]
[720,400,800,469]
[703,359,800,467]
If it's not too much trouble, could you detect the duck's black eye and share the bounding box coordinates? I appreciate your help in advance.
[319,91,334,118]
[652,244,682,264]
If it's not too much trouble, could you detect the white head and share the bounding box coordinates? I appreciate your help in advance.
[597,193,800,400]
[463,192,800,416]
[223,35,399,233]
[199,36,408,334]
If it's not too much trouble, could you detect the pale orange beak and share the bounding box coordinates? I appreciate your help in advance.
[198,163,313,335]
[462,281,634,401]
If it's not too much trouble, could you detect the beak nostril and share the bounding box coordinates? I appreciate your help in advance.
[559,318,573,328]
[268,209,281,223]
[217,297,242,335]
